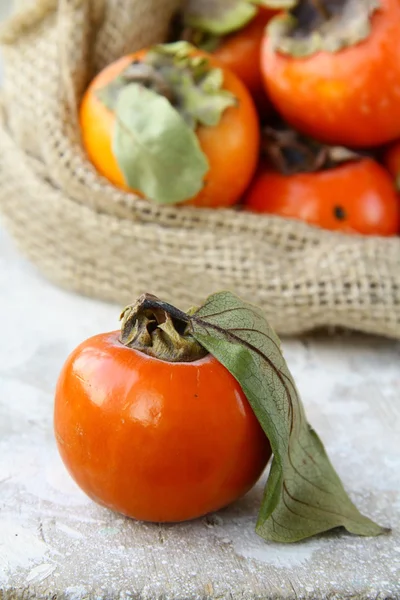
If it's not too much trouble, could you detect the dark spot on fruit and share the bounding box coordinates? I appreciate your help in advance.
[334,205,347,220]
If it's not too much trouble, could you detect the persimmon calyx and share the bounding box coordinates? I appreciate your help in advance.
[263,123,369,174]
[120,293,208,363]
[267,0,380,57]
[97,42,237,130]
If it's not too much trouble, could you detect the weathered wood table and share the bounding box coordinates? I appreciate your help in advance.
[0,226,399,599]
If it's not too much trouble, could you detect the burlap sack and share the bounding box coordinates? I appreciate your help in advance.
[0,0,399,338]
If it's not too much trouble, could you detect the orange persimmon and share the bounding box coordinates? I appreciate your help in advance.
[80,45,260,208]
[261,0,400,147]
[244,159,400,235]
[54,299,271,523]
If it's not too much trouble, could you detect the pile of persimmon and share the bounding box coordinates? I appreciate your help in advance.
[79,0,400,235]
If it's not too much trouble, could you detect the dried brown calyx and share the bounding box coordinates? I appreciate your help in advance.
[120,294,207,363]
[267,0,380,57]
[263,122,371,174]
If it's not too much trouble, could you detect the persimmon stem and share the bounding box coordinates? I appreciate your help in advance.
[122,63,174,103]
[119,294,206,363]
[137,294,191,326]
[310,0,331,19]
[262,124,364,175]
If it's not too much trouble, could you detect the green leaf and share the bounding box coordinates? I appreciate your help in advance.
[146,44,237,129]
[96,79,123,111]
[185,0,257,35]
[255,0,296,8]
[184,0,296,36]
[173,67,237,128]
[189,291,388,543]
[112,83,209,205]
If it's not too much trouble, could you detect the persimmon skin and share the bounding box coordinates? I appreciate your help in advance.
[261,0,400,147]
[212,8,276,115]
[54,332,271,523]
[244,159,400,236]
[80,50,260,208]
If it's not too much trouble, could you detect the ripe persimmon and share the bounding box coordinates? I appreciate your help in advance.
[80,43,260,208]
[244,159,400,236]
[261,0,400,147]
[54,296,271,523]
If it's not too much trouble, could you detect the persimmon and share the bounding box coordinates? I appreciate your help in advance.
[80,43,260,208]
[244,159,400,236]
[261,0,400,147]
[54,295,271,523]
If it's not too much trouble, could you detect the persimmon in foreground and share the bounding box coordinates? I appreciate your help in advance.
[54,292,387,542]
[80,42,260,208]
[54,294,271,523]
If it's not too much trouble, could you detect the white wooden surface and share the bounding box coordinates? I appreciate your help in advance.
[0,225,399,599]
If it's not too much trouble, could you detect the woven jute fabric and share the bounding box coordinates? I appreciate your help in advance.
[0,0,399,338]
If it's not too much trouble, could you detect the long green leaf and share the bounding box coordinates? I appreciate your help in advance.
[189,291,388,542]
[113,83,208,205]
